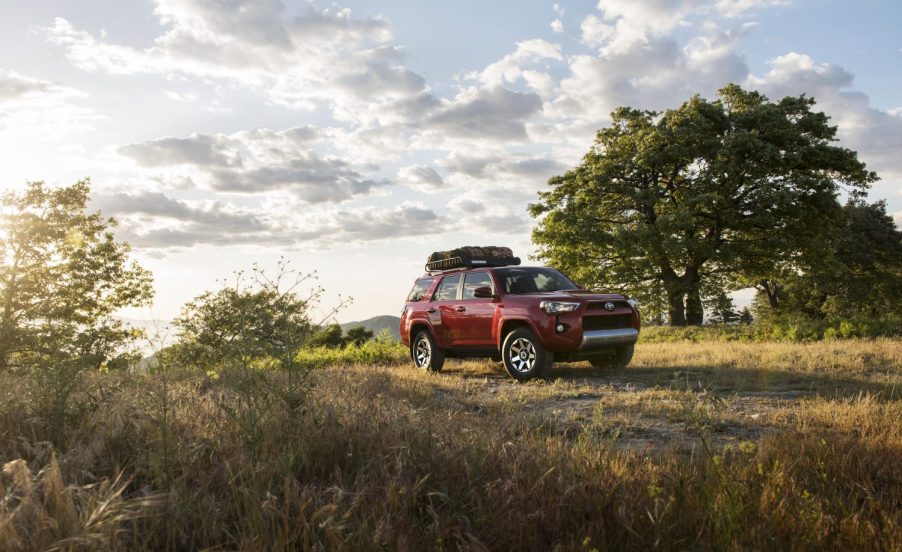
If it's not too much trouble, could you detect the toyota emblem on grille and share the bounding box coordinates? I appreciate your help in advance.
[604,302,615,311]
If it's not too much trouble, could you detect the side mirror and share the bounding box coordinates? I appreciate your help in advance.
[473,286,495,299]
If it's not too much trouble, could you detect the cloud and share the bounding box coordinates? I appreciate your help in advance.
[312,202,447,242]
[0,69,51,99]
[120,134,240,167]
[0,68,99,137]
[713,0,787,18]
[580,15,615,48]
[550,23,748,134]
[447,194,531,235]
[550,19,564,33]
[748,52,902,199]
[116,126,388,203]
[397,165,446,193]
[42,3,427,123]
[443,151,566,181]
[422,86,543,142]
[92,191,450,250]
[588,0,782,53]
[477,39,563,93]
[91,191,284,249]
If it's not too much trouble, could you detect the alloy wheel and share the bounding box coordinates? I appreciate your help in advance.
[509,337,536,373]
[415,336,431,368]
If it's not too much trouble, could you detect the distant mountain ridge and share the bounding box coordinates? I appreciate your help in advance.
[341,315,401,341]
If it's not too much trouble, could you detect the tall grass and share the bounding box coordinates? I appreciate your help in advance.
[0,339,899,550]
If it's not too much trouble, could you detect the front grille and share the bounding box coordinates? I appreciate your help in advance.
[582,314,633,331]
[587,301,629,311]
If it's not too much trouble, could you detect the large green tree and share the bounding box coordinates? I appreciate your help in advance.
[529,85,875,325]
[0,180,153,370]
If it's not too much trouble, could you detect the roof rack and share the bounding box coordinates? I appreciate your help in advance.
[425,246,521,272]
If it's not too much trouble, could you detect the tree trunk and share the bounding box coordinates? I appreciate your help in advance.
[759,279,780,310]
[685,285,704,325]
[664,285,686,326]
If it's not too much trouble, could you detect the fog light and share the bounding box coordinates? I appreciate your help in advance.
[556,323,565,333]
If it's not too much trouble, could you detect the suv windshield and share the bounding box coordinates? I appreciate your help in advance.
[495,267,578,294]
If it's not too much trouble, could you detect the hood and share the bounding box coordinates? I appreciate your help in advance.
[509,289,627,302]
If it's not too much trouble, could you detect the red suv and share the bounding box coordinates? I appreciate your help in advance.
[400,250,640,380]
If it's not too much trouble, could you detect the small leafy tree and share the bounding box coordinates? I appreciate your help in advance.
[345,326,374,346]
[739,307,754,325]
[708,291,740,324]
[0,180,153,371]
[173,261,340,373]
[306,324,345,349]
[174,260,349,446]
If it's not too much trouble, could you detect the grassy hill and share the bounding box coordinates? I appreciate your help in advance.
[1,338,899,549]
[341,315,401,341]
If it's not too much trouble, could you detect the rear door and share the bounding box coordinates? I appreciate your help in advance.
[428,274,462,348]
[458,271,497,346]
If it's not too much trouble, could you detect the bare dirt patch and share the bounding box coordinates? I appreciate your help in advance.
[420,339,901,453]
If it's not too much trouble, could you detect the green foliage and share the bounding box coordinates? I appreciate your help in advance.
[708,291,740,325]
[739,307,753,325]
[640,315,901,343]
[0,180,153,371]
[294,335,407,369]
[307,323,376,349]
[778,200,902,318]
[529,84,875,326]
[306,323,345,348]
[345,325,375,346]
[173,260,321,369]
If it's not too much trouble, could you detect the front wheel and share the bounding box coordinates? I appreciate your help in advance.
[412,330,444,373]
[502,328,553,381]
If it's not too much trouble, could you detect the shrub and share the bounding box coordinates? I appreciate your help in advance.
[295,337,407,369]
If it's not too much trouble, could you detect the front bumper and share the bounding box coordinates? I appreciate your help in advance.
[579,327,639,350]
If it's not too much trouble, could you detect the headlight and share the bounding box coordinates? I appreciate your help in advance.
[540,301,580,314]
[627,298,639,310]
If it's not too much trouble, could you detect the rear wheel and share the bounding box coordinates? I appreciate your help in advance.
[588,344,634,371]
[412,330,444,373]
[502,328,553,381]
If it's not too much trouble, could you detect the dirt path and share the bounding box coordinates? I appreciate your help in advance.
[430,362,833,452]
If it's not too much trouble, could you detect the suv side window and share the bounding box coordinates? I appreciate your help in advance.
[432,274,461,301]
[407,277,434,301]
[462,272,494,300]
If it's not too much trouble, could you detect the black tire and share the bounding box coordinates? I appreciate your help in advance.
[501,328,553,381]
[411,330,444,373]
[588,344,635,371]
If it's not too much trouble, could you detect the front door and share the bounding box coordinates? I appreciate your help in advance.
[457,271,497,346]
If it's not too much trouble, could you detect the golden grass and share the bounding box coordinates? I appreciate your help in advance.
[0,338,899,550]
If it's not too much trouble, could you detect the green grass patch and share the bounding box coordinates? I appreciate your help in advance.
[640,316,902,343]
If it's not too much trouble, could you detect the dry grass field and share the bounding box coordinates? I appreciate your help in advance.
[1,339,900,550]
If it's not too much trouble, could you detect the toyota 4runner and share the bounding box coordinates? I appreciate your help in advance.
[400,247,640,380]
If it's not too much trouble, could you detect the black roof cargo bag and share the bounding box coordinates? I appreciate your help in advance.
[425,246,520,272]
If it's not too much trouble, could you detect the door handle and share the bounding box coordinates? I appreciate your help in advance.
[455,306,466,312]
[426,307,437,313]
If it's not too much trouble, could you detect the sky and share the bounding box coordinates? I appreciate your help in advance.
[1,0,900,323]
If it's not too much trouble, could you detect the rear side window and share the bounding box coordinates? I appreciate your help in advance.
[462,272,494,300]
[407,278,434,302]
[432,274,461,301]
